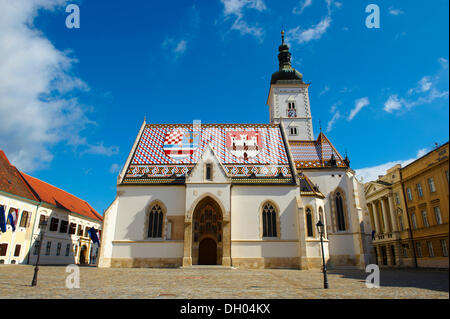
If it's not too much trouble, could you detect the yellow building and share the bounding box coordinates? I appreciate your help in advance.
[401,142,449,268]
[365,142,449,269]
[365,165,415,267]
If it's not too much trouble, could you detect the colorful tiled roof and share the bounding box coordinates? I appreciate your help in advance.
[289,132,349,170]
[0,150,39,202]
[21,173,103,222]
[123,124,294,184]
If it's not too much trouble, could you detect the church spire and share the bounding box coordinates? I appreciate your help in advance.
[278,30,292,71]
[270,30,303,84]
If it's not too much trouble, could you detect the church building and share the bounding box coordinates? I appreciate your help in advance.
[98,32,373,269]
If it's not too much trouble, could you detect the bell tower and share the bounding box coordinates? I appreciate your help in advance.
[267,31,314,141]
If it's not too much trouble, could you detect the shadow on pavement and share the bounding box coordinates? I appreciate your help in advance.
[327,268,449,293]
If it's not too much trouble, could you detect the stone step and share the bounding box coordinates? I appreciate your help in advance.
[181,265,236,270]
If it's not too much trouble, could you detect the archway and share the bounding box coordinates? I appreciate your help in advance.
[192,197,223,265]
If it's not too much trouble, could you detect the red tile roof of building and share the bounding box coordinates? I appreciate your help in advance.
[20,173,102,222]
[0,150,39,202]
[22,172,103,221]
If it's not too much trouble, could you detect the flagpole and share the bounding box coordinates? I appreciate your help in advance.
[6,209,19,264]
[7,224,17,264]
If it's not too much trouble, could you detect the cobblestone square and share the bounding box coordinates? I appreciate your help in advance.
[0,265,448,299]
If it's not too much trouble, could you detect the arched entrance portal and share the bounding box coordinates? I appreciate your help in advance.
[192,197,223,265]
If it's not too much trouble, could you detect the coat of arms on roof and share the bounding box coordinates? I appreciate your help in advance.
[226,131,261,161]
[163,129,200,160]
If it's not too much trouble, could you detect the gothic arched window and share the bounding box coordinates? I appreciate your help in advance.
[306,208,314,237]
[335,192,346,231]
[148,204,164,238]
[262,202,278,237]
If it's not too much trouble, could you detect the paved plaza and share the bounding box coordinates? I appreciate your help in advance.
[0,265,448,299]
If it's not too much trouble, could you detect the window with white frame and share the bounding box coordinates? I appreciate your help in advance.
[421,211,429,227]
[441,240,448,257]
[45,241,51,256]
[434,207,443,225]
[428,177,436,193]
[427,241,434,257]
[402,244,408,258]
[406,188,413,201]
[416,183,423,197]
[411,213,417,229]
[416,242,422,258]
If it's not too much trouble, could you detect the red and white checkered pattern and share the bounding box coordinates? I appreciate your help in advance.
[164,130,184,145]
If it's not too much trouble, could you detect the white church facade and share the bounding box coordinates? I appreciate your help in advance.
[98,33,374,269]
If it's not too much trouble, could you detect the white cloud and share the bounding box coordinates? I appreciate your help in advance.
[384,61,449,114]
[162,38,188,60]
[329,101,340,113]
[438,57,448,68]
[348,97,369,121]
[0,0,118,172]
[287,0,341,45]
[109,163,121,174]
[408,76,432,94]
[326,110,341,132]
[220,0,266,40]
[83,143,119,157]
[388,7,404,16]
[319,85,329,96]
[355,148,429,183]
[293,0,312,15]
[287,16,331,44]
[384,94,403,113]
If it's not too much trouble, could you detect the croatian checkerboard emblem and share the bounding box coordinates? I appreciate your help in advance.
[163,129,200,160]
[226,131,262,160]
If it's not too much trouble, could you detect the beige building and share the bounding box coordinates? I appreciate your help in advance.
[365,165,415,267]
[365,142,449,268]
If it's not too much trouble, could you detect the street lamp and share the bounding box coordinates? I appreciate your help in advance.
[316,220,329,289]
[31,219,48,286]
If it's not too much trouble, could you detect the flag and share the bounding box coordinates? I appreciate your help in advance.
[7,208,19,232]
[88,227,100,245]
[0,206,6,233]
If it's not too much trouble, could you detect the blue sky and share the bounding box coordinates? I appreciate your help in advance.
[0,0,448,214]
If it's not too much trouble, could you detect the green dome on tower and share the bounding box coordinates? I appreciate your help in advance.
[270,31,304,84]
